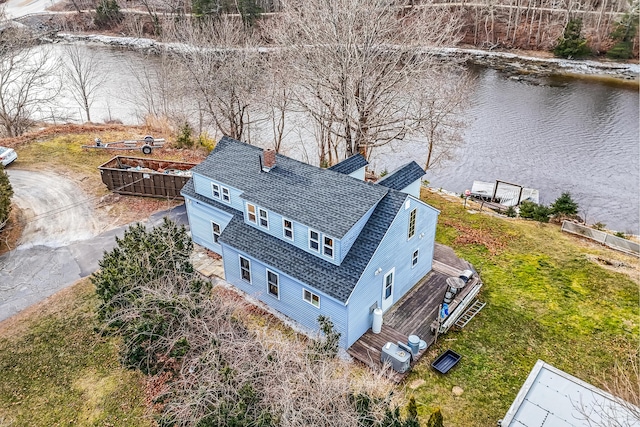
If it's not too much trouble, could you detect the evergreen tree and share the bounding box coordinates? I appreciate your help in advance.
[519,201,551,223]
[92,218,195,322]
[551,192,579,216]
[94,0,124,29]
[607,4,639,59]
[554,18,591,58]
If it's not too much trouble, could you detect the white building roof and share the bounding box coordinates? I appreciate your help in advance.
[501,360,640,427]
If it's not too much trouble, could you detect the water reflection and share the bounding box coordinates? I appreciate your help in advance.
[46,44,640,233]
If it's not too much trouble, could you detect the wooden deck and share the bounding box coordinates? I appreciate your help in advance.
[347,244,477,383]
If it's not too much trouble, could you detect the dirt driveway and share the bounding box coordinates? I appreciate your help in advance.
[7,169,105,248]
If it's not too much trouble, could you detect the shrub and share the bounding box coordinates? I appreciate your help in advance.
[505,206,517,218]
[518,201,536,219]
[551,192,579,216]
[0,164,13,228]
[554,18,591,58]
[94,0,124,29]
[592,222,607,231]
[309,315,341,358]
[614,231,628,239]
[198,132,216,153]
[519,201,551,222]
[175,122,195,149]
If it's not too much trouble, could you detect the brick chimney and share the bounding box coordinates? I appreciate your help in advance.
[263,149,276,172]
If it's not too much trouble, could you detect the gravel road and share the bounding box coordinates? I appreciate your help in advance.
[7,169,102,248]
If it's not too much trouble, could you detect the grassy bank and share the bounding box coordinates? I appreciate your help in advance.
[407,190,639,425]
[0,279,149,427]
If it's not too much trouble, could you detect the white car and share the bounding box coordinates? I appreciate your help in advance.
[0,146,17,167]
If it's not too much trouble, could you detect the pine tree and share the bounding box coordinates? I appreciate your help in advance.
[551,192,579,216]
[553,19,591,58]
[607,5,639,59]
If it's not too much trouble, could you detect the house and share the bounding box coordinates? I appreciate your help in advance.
[181,136,439,348]
[500,360,640,426]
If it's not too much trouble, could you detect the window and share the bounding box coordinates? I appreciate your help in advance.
[412,249,419,267]
[222,187,230,202]
[408,208,417,239]
[309,229,320,251]
[303,289,320,308]
[283,219,294,240]
[323,236,334,258]
[211,183,221,199]
[239,256,251,283]
[247,203,257,223]
[267,270,279,298]
[259,208,269,228]
[211,221,221,243]
[384,271,394,300]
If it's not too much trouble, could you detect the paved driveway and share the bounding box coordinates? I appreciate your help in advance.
[0,168,188,322]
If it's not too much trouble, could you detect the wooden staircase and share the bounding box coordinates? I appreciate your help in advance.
[455,300,486,328]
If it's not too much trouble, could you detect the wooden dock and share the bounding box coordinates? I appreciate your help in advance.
[347,244,479,383]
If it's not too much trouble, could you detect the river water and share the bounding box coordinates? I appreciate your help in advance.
[50,44,639,233]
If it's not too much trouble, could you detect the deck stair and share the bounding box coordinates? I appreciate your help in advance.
[455,300,486,328]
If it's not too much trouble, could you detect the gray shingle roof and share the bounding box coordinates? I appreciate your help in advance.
[328,154,368,175]
[191,137,387,238]
[378,161,425,192]
[183,178,408,303]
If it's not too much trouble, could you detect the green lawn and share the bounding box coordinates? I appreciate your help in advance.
[0,187,636,426]
[406,190,639,425]
[0,280,149,427]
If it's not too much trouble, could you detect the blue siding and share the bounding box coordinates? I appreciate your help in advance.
[340,203,377,262]
[193,173,244,212]
[348,167,366,181]
[184,196,234,254]
[243,203,343,266]
[222,244,350,347]
[345,196,439,348]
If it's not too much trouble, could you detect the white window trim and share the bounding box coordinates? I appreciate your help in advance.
[246,203,257,224]
[408,208,417,240]
[239,256,251,284]
[412,249,419,268]
[303,289,320,308]
[309,229,320,252]
[283,218,294,240]
[259,208,269,229]
[266,269,279,299]
[211,183,221,199]
[383,269,394,301]
[323,235,334,259]
[211,221,221,243]
[221,186,231,203]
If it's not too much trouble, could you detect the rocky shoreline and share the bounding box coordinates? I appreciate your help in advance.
[52,32,639,82]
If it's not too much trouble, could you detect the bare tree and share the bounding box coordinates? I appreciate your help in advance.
[269,0,463,161]
[63,44,107,123]
[413,64,472,171]
[573,346,640,427]
[0,30,61,136]
[163,17,265,141]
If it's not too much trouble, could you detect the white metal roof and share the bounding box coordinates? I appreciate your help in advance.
[501,360,640,427]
